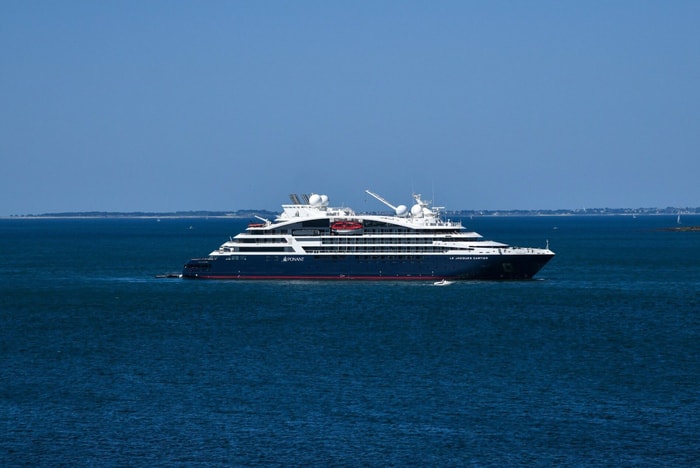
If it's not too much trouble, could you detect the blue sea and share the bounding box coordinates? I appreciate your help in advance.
[1,215,699,466]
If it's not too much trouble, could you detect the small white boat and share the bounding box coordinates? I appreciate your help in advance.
[433,279,454,286]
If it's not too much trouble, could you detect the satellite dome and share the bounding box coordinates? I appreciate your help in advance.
[395,205,408,216]
[320,195,329,206]
[309,194,322,206]
[411,204,423,217]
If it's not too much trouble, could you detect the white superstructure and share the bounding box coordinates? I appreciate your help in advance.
[209,191,551,258]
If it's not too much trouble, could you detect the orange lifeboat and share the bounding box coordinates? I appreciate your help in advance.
[331,221,363,234]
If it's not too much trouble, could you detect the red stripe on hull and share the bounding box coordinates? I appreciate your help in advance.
[185,275,452,281]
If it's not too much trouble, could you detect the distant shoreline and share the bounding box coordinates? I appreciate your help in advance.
[3,207,698,219]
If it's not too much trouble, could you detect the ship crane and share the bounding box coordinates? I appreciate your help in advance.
[254,215,271,225]
[365,190,408,216]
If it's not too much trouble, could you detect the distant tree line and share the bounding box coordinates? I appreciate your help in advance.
[11,206,699,218]
[14,209,278,218]
[447,207,699,216]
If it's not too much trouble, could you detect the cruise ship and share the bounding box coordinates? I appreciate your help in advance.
[182,190,555,280]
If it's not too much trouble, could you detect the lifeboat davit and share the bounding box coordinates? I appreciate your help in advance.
[331,220,363,235]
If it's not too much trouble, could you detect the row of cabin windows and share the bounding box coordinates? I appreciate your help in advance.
[242,231,465,243]
[310,255,426,262]
[303,245,451,254]
[238,246,293,252]
[236,237,288,244]
[258,254,425,262]
[321,237,454,245]
[250,227,459,236]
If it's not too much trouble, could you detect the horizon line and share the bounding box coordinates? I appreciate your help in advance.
[4,206,699,218]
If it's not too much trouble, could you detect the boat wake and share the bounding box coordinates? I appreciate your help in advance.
[433,279,454,286]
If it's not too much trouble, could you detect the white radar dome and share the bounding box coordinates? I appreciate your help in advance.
[320,195,329,206]
[309,194,322,206]
[411,204,423,217]
[395,205,408,216]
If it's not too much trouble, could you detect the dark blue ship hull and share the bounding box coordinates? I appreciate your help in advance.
[182,253,553,280]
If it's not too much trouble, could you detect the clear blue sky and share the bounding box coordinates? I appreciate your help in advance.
[2,1,698,215]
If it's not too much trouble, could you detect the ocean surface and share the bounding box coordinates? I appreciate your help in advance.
[1,215,699,466]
